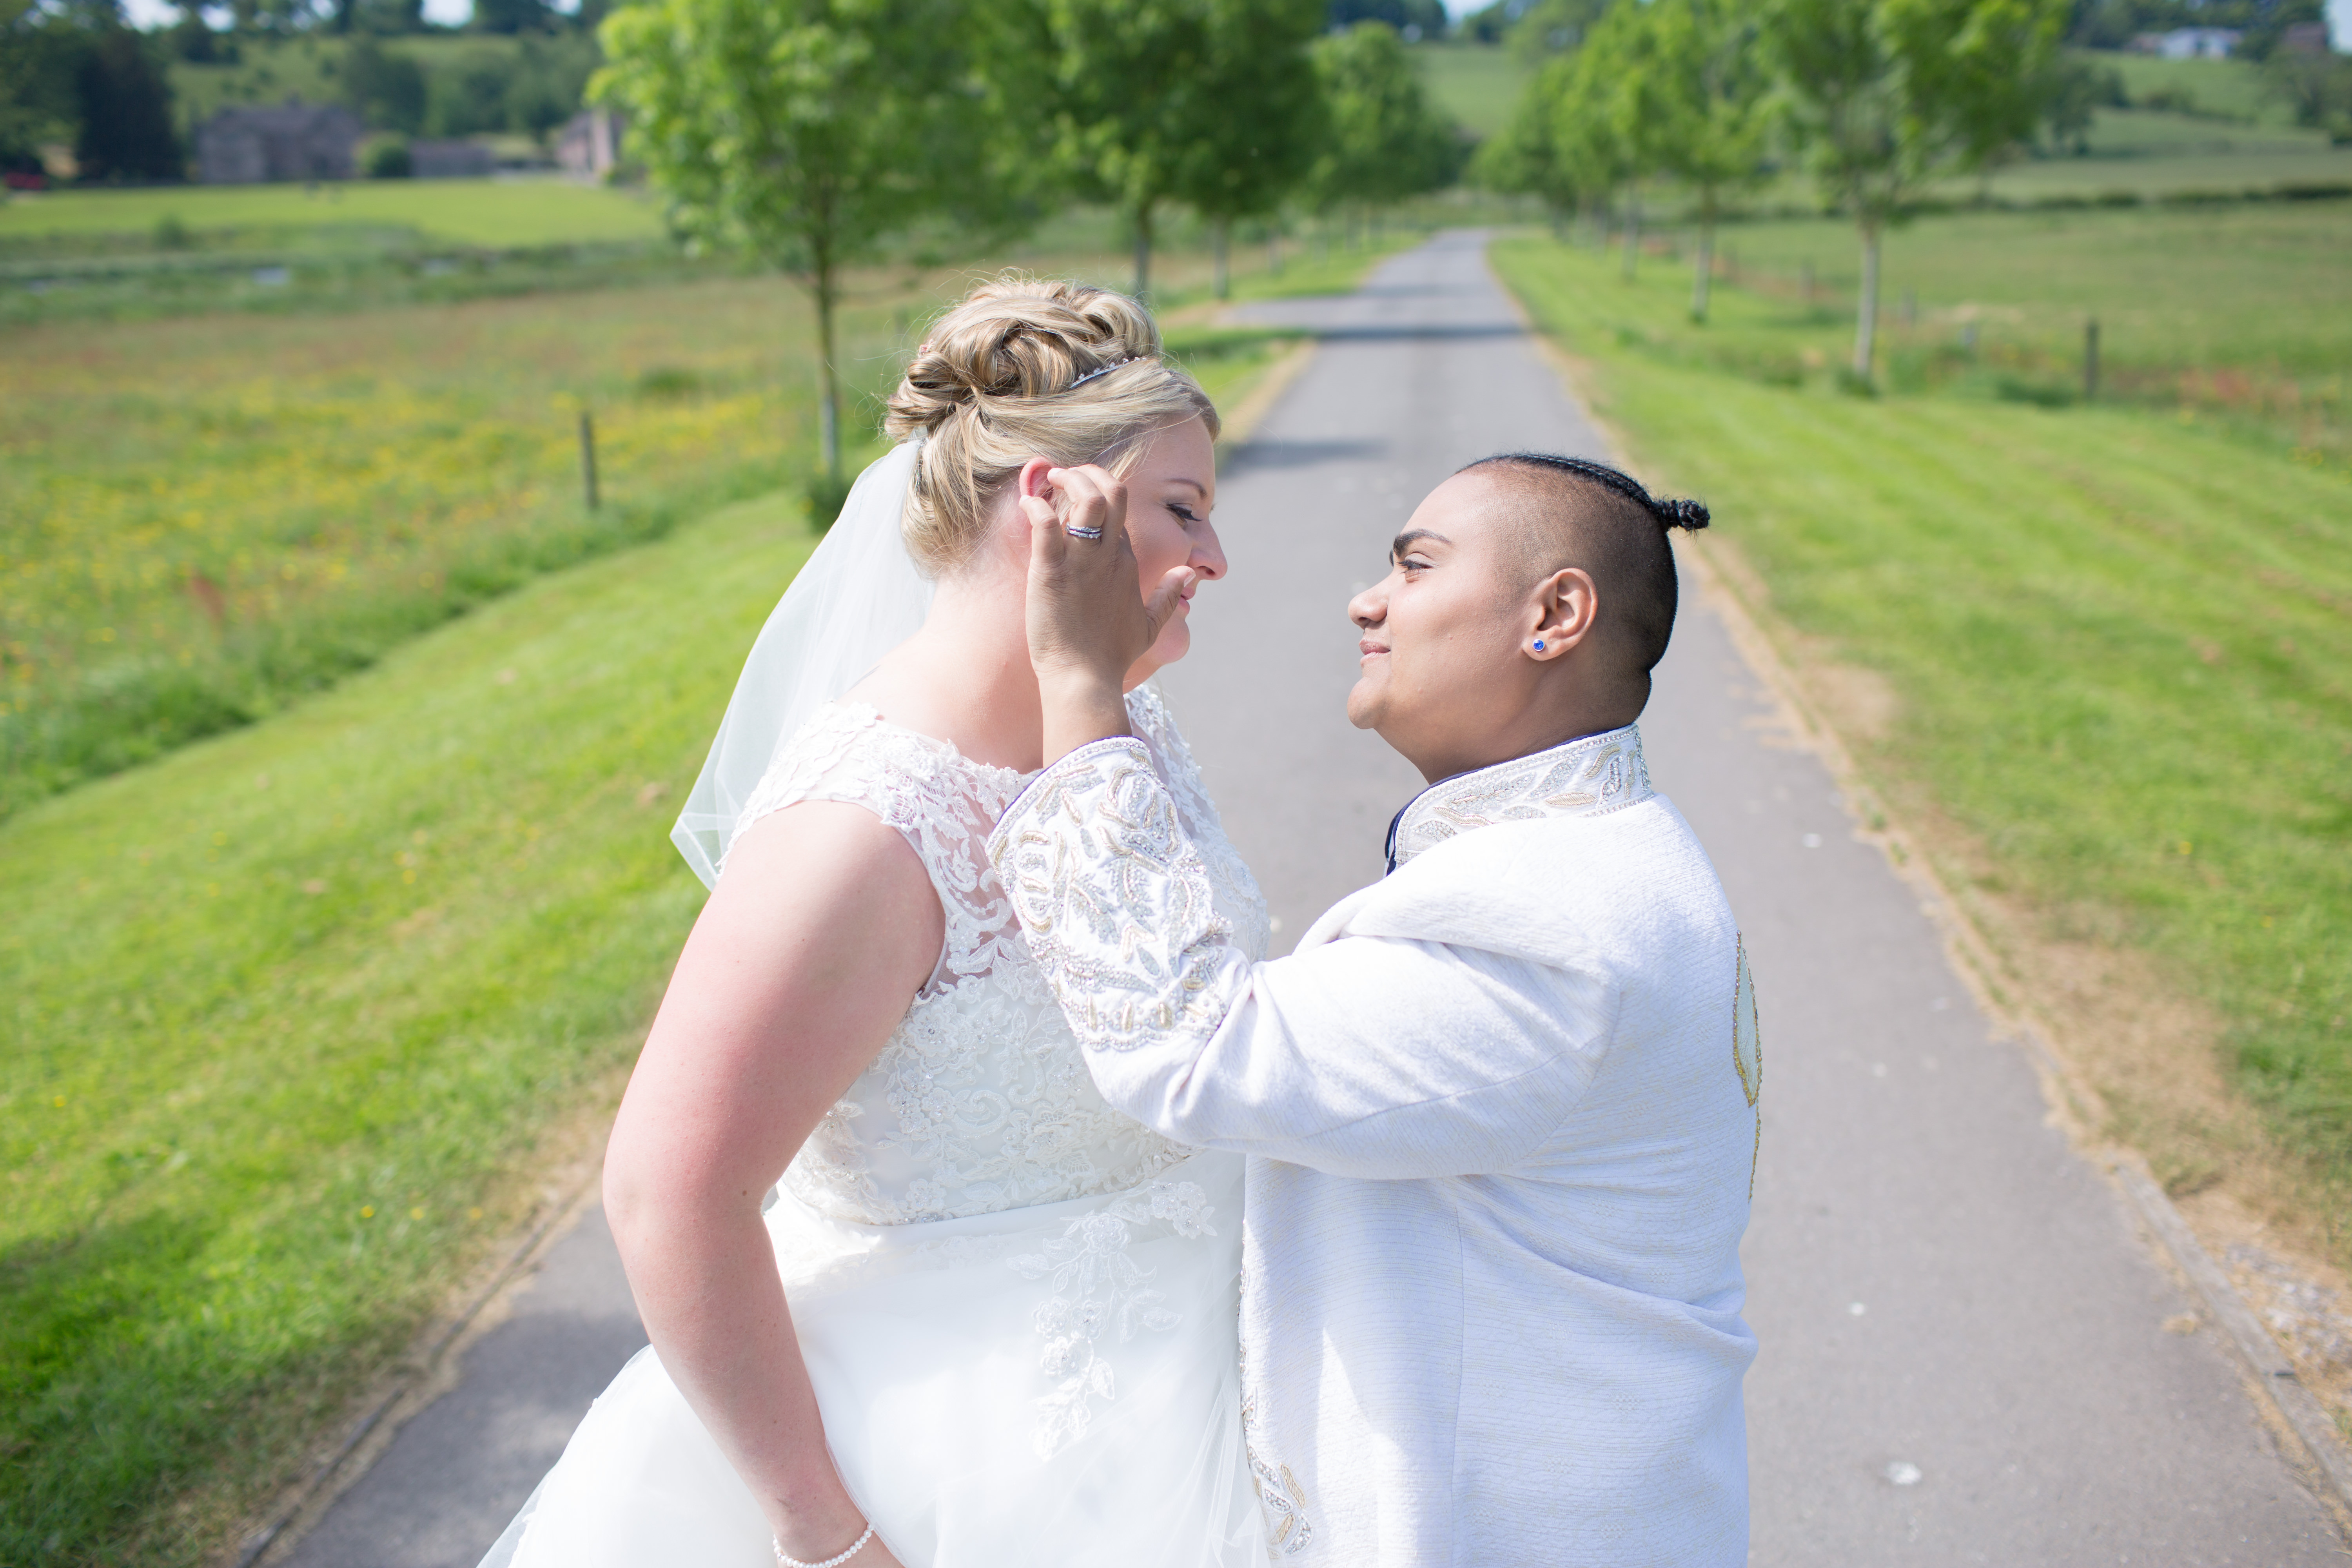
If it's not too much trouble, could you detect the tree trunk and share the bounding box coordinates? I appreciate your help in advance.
[1212,215,1230,301]
[813,250,840,480]
[1620,190,1642,283]
[1853,220,1881,382]
[1132,202,1154,303]
[1691,198,1715,324]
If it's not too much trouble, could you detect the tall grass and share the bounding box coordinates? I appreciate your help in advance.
[0,275,846,819]
[0,294,1296,1564]
[1491,229,2352,1225]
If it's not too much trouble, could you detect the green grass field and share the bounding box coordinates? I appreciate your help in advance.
[1,272,821,818]
[1617,200,2348,454]
[2098,49,2297,127]
[1490,228,2352,1232]
[0,212,1331,825]
[0,179,667,249]
[1414,42,1532,141]
[2,487,812,1568]
[0,241,1305,1562]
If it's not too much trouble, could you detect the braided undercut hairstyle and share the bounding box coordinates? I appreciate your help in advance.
[1458,452,1711,680]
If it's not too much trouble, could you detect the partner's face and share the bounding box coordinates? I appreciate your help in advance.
[1346,472,1530,754]
[1118,416,1224,679]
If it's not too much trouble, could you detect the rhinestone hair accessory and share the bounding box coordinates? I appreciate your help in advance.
[1067,356,1137,391]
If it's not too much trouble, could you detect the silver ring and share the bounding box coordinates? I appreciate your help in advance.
[1065,526,1104,541]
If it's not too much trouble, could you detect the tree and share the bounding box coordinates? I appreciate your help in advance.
[1168,0,1325,299]
[1614,0,1771,319]
[1025,0,1205,301]
[345,36,427,133]
[74,25,181,181]
[1562,0,1671,281]
[0,0,86,174]
[1767,0,2066,379]
[1470,52,1591,232]
[1306,20,1461,234]
[595,0,1020,483]
[2267,47,2352,141]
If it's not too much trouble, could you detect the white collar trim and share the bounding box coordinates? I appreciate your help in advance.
[1386,724,1651,872]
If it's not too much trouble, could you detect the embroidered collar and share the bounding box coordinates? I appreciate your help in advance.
[1384,724,1651,872]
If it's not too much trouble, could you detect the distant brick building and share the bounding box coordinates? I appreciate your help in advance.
[2129,27,2243,58]
[196,102,361,183]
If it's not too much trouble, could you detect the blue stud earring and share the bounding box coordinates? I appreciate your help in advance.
[1532,640,1546,652]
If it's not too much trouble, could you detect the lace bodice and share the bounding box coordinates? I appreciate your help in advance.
[735,684,1268,1226]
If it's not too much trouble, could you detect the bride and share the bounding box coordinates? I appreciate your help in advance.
[479,277,1273,1568]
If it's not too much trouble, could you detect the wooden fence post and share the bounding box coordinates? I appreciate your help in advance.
[579,410,600,513]
[2083,318,2100,403]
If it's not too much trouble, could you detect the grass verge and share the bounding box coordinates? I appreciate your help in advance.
[1,487,813,1566]
[1488,232,2352,1245]
[0,317,1295,1564]
[0,180,667,250]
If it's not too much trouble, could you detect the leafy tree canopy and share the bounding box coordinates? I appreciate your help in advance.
[1307,19,1462,212]
[595,0,1027,474]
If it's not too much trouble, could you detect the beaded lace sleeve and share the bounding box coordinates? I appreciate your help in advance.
[985,737,1255,1055]
[1123,683,1271,962]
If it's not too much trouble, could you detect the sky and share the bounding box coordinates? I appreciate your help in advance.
[116,0,2352,50]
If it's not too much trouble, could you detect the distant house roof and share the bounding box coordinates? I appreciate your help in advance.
[196,101,362,184]
[2135,27,2242,59]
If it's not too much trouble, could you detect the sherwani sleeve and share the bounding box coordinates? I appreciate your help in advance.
[986,739,1617,1180]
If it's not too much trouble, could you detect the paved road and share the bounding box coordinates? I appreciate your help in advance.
[283,232,2347,1566]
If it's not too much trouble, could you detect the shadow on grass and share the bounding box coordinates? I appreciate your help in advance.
[0,1206,393,1566]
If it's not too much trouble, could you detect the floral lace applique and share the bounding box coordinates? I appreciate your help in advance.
[988,739,1254,1056]
[1126,684,1271,963]
[741,692,1263,1227]
[1009,1180,1216,1458]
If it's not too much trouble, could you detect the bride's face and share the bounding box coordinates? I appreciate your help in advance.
[1116,416,1224,681]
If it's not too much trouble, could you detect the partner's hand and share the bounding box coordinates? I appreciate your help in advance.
[1019,464,1194,764]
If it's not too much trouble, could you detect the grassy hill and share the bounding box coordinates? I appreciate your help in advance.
[1491,217,2352,1270]
[1414,42,1532,142]
[0,179,666,249]
[0,252,1306,1561]
[2,486,816,1566]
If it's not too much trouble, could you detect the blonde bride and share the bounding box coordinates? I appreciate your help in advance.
[479,277,1272,1568]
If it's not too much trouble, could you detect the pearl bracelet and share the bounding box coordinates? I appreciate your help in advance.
[773,1523,874,1568]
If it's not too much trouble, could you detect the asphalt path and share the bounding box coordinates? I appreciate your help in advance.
[281,232,2347,1566]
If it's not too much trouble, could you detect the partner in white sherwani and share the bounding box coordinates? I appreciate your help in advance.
[985,452,1761,1568]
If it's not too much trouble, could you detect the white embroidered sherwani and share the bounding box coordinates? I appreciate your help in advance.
[986,724,1759,1568]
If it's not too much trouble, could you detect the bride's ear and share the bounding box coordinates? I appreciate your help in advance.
[1018,456,1056,500]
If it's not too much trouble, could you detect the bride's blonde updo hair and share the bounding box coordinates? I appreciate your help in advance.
[885,274,1220,576]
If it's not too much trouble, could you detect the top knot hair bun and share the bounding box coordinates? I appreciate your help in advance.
[1659,496,1710,532]
[887,277,1163,436]
[884,274,1218,577]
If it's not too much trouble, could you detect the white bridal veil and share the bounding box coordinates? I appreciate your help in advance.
[671,441,934,887]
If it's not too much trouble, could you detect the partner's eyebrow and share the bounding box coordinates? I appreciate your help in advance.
[1390,528,1452,560]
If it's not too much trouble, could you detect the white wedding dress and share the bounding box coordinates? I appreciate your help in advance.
[481,684,1273,1568]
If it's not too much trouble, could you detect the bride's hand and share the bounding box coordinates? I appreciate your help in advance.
[1018,461,1194,764]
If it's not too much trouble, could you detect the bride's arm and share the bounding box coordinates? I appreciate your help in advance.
[603,802,941,1568]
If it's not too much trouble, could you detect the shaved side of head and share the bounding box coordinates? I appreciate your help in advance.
[1460,454,1710,685]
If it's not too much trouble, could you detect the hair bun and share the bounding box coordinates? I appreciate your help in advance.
[1659,497,1710,532]
[887,276,1161,440]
